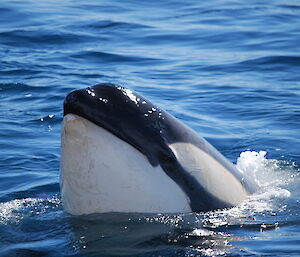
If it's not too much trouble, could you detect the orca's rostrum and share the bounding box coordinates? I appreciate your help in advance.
[61,83,257,215]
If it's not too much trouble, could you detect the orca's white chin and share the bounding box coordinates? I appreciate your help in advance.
[60,114,191,215]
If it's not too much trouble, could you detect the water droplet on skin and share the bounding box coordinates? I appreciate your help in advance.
[99,98,108,103]
[87,89,95,97]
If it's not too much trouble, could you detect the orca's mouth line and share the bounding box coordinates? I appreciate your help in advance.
[64,113,133,148]
[64,112,146,159]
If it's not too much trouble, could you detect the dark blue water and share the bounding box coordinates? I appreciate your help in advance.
[1,0,299,256]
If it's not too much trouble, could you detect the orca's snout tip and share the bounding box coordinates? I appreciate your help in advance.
[64,90,78,105]
[63,90,81,116]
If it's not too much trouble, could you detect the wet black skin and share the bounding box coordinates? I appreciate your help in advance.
[64,83,256,212]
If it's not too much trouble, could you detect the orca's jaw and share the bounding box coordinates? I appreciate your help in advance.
[60,114,191,215]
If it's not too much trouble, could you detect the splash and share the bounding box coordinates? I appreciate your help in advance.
[236,151,293,208]
[199,150,296,229]
[0,196,61,224]
[236,150,295,188]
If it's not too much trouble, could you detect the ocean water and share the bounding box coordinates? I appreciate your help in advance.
[0,0,299,256]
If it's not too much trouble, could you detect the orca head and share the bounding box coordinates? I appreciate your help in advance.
[63,83,177,167]
[61,83,192,215]
[61,83,257,215]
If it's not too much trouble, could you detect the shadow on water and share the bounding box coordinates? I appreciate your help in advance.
[0,198,239,256]
[68,212,237,257]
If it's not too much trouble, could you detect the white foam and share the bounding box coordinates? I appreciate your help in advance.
[198,151,297,228]
[236,150,296,189]
[0,198,42,223]
[236,151,267,185]
[236,151,294,212]
[0,196,61,224]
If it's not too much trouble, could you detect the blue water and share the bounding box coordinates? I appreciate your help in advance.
[0,0,299,256]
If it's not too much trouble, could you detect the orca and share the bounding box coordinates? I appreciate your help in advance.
[60,83,257,215]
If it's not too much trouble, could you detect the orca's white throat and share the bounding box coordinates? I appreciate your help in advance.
[60,114,191,215]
